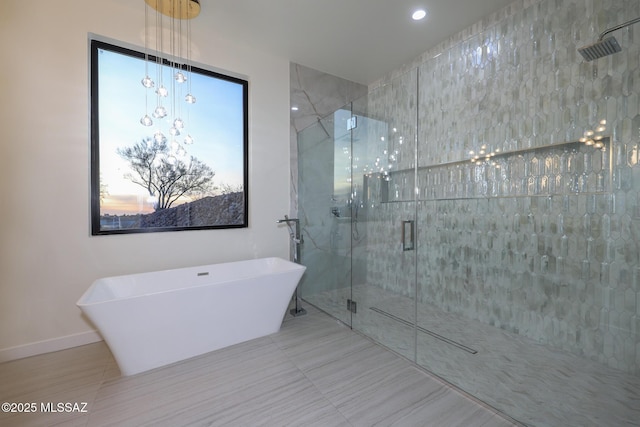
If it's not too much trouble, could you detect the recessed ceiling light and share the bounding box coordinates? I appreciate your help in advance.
[412,9,427,20]
[291,106,299,111]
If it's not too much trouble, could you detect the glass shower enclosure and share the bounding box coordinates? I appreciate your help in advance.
[297,60,638,426]
[297,70,419,364]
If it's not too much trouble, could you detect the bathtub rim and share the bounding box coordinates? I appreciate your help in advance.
[76,257,305,307]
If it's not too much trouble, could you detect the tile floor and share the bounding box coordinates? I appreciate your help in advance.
[0,306,519,427]
[305,286,640,427]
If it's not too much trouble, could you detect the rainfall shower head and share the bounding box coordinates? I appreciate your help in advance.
[578,17,640,61]
[578,36,621,61]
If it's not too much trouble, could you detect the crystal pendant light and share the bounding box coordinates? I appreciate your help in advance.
[140,114,153,126]
[156,85,169,97]
[141,76,154,88]
[171,139,182,156]
[153,105,167,118]
[175,71,187,83]
[154,131,167,144]
[142,0,200,147]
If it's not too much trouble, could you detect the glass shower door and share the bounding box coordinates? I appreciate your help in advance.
[297,108,354,326]
[350,70,418,361]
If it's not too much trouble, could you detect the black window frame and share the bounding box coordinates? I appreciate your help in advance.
[90,39,249,235]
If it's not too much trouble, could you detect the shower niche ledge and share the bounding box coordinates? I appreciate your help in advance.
[369,137,611,204]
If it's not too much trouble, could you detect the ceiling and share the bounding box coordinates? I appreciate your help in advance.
[200,0,516,84]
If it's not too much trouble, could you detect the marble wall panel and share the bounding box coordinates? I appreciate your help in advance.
[290,63,366,216]
[291,63,366,318]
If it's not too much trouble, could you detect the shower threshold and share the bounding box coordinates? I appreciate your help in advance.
[369,307,478,355]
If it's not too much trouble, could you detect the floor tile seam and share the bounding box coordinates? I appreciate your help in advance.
[290,342,378,374]
[272,314,376,357]
[0,368,108,397]
[95,343,289,395]
[305,356,420,397]
[0,362,109,426]
[90,364,290,419]
[42,358,113,424]
[73,384,104,424]
[98,381,319,427]
[49,413,91,427]
[413,364,528,426]
[274,344,429,426]
[330,370,447,418]
[362,386,480,427]
[91,359,305,413]
[205,381,349,426]
[308,307,527,426]
[270,328,360,355]
[294,369,356,427]
[289,309,435,377]
[291,340,409,387]
[267,333,356,426]
[0,412,91,427]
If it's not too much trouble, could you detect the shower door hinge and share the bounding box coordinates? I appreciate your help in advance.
[347,299,357,313]
[347,116,357,131]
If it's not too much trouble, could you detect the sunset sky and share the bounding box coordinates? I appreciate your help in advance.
[97,46,246,215]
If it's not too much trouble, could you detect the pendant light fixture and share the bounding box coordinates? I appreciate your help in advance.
[141,0,200,147]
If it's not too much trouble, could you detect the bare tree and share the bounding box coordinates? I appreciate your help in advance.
[117,138,215,211]
[216,183,244,195]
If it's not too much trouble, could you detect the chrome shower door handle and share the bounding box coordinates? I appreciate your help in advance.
[402,220,414,251]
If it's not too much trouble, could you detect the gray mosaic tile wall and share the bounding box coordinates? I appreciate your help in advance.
[362,0,640,373]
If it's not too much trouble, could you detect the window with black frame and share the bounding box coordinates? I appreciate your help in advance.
[90,39,248,235]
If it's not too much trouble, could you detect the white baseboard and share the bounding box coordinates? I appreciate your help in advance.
[0,330,103,363]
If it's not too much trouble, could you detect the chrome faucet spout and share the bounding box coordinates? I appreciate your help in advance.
[276,215,298,224]
[276,215,302,261]
[276,214,307,317]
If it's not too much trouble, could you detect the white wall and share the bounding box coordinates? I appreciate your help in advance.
[0,0,291,359]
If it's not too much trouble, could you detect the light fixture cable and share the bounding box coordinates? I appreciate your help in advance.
[140,1,154,127]
[142,0,199,144]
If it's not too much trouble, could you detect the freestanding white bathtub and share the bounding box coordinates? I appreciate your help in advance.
[77,257,306,376]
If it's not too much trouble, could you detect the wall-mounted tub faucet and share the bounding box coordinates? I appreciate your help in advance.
[277,215,306,317]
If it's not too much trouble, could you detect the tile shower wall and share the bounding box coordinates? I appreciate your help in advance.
[365,0,640,373]
[353,69,418,301]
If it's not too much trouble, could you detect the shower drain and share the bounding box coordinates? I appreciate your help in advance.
[369,307,478,354]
